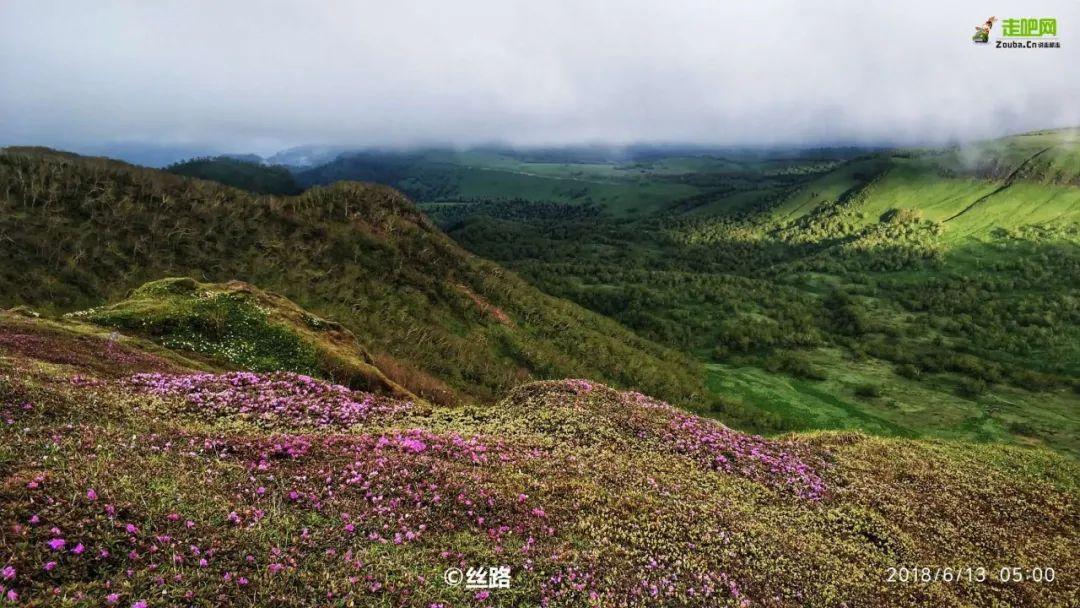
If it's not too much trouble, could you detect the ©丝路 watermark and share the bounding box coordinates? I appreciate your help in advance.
[444,565,512,590]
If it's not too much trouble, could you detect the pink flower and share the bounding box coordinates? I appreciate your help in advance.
[44,561,57,571]
[1,566,13,581]
[6,589,17,602]
[124,523,139,535]
[71,543,85,555]
[517,493,528,503]
[475,590,490,600]
[86,488,98,501]
[131,601,147,608]
[47,538,66,551]
[106,593,119,604]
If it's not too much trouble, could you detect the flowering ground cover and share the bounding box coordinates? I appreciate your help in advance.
[1,313,1077,607]
[123,372,414,430]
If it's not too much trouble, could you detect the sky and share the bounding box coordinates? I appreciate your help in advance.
[1,0,1078,157]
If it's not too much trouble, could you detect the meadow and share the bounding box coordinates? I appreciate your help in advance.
[1,292,1075,607]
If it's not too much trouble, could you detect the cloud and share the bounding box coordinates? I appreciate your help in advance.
[1,0,1077,155]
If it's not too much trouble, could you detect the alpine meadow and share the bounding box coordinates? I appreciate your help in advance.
[1,2,1078,608]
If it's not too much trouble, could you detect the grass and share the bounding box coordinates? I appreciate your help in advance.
[706,346,1080,456]
[1,314,1077,606]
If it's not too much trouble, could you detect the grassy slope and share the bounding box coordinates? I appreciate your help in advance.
[68,277,418,401]
[0,147,706,409]
[2,306,1077,607]
[772,131,1080,236]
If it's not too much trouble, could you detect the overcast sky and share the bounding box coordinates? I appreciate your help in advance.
[1,1,1078,156]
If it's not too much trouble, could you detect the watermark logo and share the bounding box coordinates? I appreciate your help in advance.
[972,16,996,43]
[973,15,1061,48]
[444,566,511,590]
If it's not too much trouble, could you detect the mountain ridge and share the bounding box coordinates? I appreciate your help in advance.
[0,146,714,413]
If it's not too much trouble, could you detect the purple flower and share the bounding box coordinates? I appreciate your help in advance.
[106,593,119,605]
[131,600,148,608]
[123,372,412,430]
[47,538,66,551]
[43,561,57,571]
[0,566,13,581]
[86,488,98,501]
[71,543,85,555]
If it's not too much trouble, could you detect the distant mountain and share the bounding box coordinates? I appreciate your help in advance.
[74,142,223,167]
[265,144,355,168]
[63,143,272,169]
[219,152,265,164]
[166,156,302,195]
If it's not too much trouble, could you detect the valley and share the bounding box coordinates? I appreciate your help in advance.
[294,130,1080,456]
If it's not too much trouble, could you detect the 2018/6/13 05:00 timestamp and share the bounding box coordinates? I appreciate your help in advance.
[886,566,1056,584]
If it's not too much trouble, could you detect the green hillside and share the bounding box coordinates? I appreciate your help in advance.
[2,294,1076,607]
[768,132,1080,239]
[0,147,709,411]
